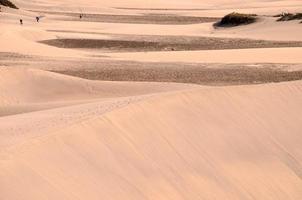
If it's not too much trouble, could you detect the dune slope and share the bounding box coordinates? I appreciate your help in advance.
[0,68,194,104]
[1,80,302,200]
[0,68,195,116]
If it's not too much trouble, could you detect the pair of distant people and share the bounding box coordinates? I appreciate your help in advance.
[19,16,40,25]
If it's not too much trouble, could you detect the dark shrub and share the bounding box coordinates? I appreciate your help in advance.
[277,13,302,21]
[215,12,257,27]
[0,0,18,9]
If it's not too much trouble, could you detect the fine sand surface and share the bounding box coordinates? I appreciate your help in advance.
[107,47,302,63]
[0,68,195,114]
[1,0,302,199]
[1,78,302,199]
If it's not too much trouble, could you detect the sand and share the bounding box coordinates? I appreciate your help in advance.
[1,0,302,199]
[1,79,302,199]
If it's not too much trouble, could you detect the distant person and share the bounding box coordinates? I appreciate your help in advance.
[20,19,23,25]
[36,16,40,22]
[80,14,83,19]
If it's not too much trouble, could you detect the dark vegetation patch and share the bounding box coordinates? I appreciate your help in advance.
[0,0,18,9]
[41,39,167,51]
[58,13,217,24]
[276,13,302,21]
[51,65,302,86]
[43,60,302,85]
[39,36,302,52]
[215,12,257,27]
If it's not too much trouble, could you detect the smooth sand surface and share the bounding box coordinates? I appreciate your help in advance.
[1,0,302,199]
[0,68,195,115]
[1,80,302,199]
[106,47,302,63]
[0,67,197,147]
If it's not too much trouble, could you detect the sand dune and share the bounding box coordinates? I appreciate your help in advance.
[0,67,197,148]
[0,68,193,104]
[13,0,302,13]
[0,68,195,115]
[1,80,302,199]
[1,0,302,199]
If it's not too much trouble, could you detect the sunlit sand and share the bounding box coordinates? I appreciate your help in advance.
[1,0,302,199]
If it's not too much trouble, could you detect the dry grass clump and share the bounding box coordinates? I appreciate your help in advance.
[215,12,257,27]
[0,0,18,9]
[276,13,302,21]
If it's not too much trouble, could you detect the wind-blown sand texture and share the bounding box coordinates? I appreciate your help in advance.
[1,0,302,199]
